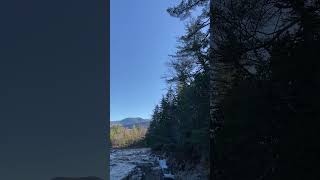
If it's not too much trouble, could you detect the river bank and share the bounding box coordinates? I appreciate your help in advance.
[110,148,160,179]
[110,148,208,180]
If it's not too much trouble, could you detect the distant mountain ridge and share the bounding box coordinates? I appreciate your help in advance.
[110,117,150,128]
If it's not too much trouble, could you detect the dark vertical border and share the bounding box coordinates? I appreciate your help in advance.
[106,0,110,179]
[0,0,110,179]
[98,0,110,179]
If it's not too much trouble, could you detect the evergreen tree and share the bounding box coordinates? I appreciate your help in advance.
[145,0,320,179]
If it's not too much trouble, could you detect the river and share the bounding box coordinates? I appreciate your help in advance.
[110,148,207,180]
[110,148,160,180]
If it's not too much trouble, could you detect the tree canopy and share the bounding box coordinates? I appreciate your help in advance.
[145,0,320,179]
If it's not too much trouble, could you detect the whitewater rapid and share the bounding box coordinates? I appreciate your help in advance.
[110,148,155,180]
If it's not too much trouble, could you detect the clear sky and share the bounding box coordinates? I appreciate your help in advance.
[111,0,185,121]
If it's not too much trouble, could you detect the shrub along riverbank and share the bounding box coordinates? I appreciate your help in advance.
[110,125,147,148]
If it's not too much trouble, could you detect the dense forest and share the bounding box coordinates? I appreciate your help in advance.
[145,0,320,179]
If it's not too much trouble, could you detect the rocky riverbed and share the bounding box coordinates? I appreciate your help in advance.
[110,148,162,180]
[110,148,207,180]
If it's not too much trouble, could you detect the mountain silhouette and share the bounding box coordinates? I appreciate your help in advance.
[110,117,150,128]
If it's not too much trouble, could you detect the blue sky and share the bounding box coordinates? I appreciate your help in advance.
[111,0,185,121]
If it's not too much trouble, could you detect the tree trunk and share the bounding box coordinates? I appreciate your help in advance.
[209,0,216,179]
